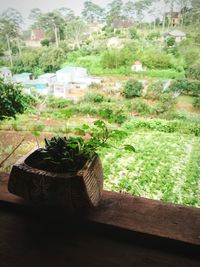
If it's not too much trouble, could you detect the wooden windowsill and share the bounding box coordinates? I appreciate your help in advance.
[0,172,199,247]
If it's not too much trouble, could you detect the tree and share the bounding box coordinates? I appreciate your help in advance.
[0,19,19,66]
[123,1,136,20]
[39,47,66,72]
[0,8,23,65]
[29,8,42,23]
[0,78,30,120]
[65,18,86,49]
[82,1,105,23]
[106,0,124,25]
[123,80,143,98]
[29,10,65,47]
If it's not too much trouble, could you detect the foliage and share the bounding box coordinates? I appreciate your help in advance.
[165,36,176,47]
[100,129,200,207]
[145,80,163,100]
[186,63,200,80]
[127,99,151,114]
[123,80,143,98]
[138,49,176,69]
[0,78,31,120]
[193,97,200,109]
[84,92,105,103]
[153,93,176,114]
[47,97,74,108]
[132,69,184,79]
[41,120,134,171]
[101,48,134,69]
[169,79,200,96]
[129,27,138,39]
[81,0,104,23]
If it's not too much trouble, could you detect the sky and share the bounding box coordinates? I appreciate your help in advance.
[0,0,115,28]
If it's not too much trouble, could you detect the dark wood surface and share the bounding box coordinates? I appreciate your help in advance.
[0,173,200,267]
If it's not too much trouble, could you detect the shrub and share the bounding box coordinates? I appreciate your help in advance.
[129,28,138,39]
[0,78,31,120]
[193,97,200,109]
[186,63,200,80]
[47,97,74,108]
[153,93,176,114]
[101,48,134,69]
[84,92,105,103]
[165,36,176,47]
[130,99,151,114]
[123,80,143,98]
[169,79,200,96]
[138,49,174,69]
[145,81,163,100]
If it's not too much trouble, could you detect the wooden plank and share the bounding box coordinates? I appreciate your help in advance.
[0,173,200,246]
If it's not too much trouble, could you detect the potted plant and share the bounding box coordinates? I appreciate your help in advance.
[8,120,135,211]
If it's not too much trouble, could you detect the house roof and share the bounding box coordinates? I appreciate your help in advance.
[169,30,186,37]
[112,19,134,29]
[165,12,179,18]
[0,67,11,73]
[31,29,45,41]
[39,73,56,79]
[56,67,86,73]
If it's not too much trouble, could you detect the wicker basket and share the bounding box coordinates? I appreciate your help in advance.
[8,149,103,210]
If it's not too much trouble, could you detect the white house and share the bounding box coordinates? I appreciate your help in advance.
[0,67,12,80]
[12,73,33,83]
[56,67,88,84]
[131,61,143,72]
[161,30,186,43]
[38,73,56,84]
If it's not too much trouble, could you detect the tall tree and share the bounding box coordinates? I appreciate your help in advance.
[0,8,23,66]
[106,0,124,25]
[29,10,65,47]
[28,8,42,24]
[123,1,136,20]
[65,18,86,49]
[82,0,105,23]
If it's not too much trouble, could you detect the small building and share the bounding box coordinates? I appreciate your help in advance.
[26,29,45,47]
[165,12,181,27]
[0,67,12,80]
[38,73,56,84]
[56,67,87,84]
[87,22,104,35]
[112,19,134,29]
[131,61,143,72]
[161,30,186,43]
[12,73,33,83]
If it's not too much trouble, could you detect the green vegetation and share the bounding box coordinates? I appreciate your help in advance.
[123,80,143,98]
[0,78,33,120]
[0,0,200,208]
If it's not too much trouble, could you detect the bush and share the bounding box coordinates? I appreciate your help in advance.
[123,80,143,98]
[129,99,151,114]
[47,97,74,108]
[145,81,163,100]
[153,93,176,114]
[0,79,31,120]
[129,28,138,39]
[165,36,176,47]
[101,48,134,69]
[169,79,200,96]
[138,49,174,69]
[193,97,200,109]
[186,63,200,80]
[84,92,105,103]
